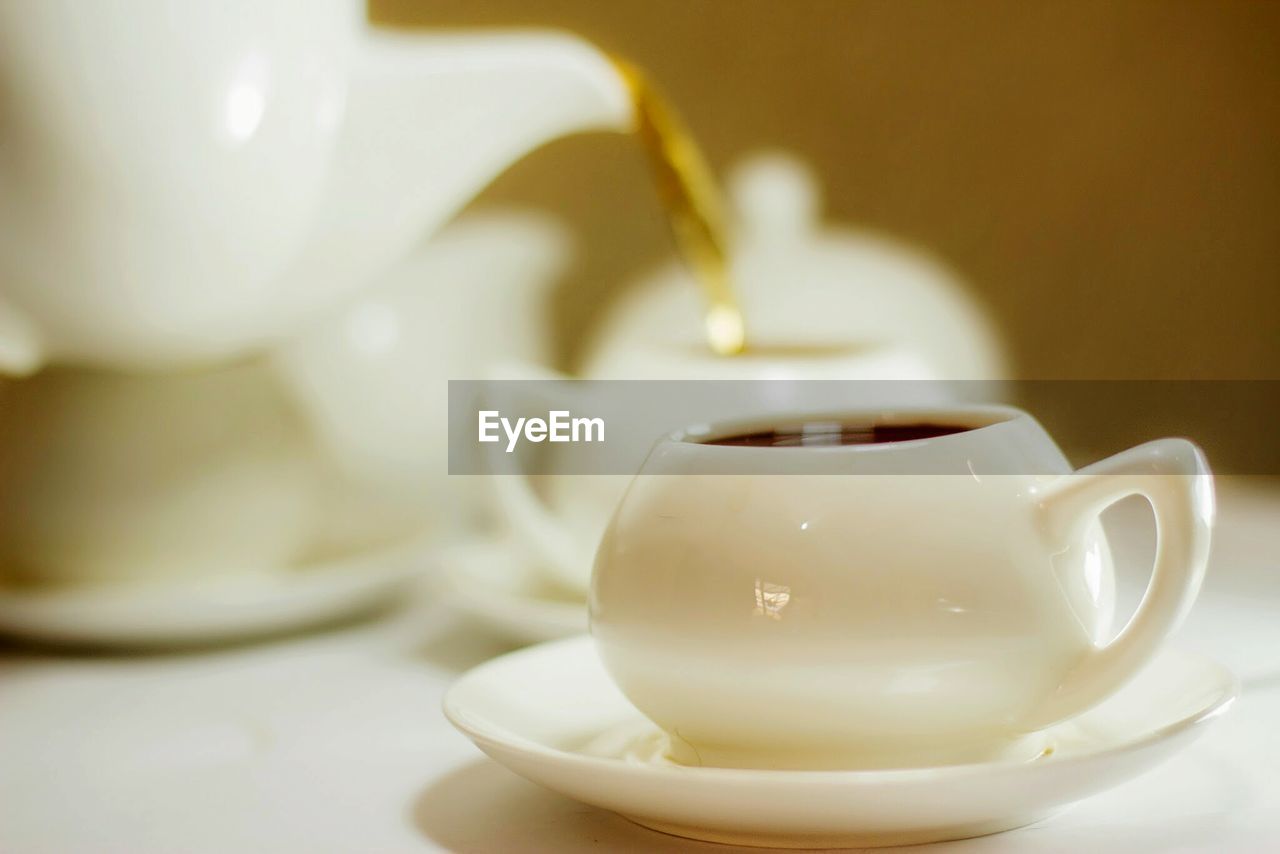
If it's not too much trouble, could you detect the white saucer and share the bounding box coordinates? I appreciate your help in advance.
[0,540,433,648]
[445,636,1238,849]
[442,538,586,643]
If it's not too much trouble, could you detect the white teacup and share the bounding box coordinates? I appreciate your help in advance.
[590,406,1213,770]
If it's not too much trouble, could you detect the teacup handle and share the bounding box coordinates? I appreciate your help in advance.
[1026,438,1214,729]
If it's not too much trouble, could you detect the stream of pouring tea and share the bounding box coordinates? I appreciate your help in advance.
[612,58,746,356]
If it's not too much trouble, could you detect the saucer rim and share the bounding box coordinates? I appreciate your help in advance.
[0,536,437,647]
[443,635,1239,783]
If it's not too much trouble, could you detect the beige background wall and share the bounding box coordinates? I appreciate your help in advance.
[374,0,1279,383]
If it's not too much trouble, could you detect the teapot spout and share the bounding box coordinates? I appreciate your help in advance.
[352,28,636,211]
[420,29,633,137]
[279,29,633,322]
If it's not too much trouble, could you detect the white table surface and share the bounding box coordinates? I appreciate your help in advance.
[2,479,1277,853]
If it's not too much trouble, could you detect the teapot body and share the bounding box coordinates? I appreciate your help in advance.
[0,0,630,372]
[0,0,356,368]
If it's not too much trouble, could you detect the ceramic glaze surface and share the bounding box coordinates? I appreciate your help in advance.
[590,406,1214,769]
[0,0,631,372]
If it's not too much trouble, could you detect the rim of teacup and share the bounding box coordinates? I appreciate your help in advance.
[665,404,1028,451]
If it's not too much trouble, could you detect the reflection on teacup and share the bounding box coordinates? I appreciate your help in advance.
[590,406,1213,770]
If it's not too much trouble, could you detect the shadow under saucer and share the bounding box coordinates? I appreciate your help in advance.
[410,759,764,853]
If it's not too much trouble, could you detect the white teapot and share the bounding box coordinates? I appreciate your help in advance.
[0,0,631,374]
